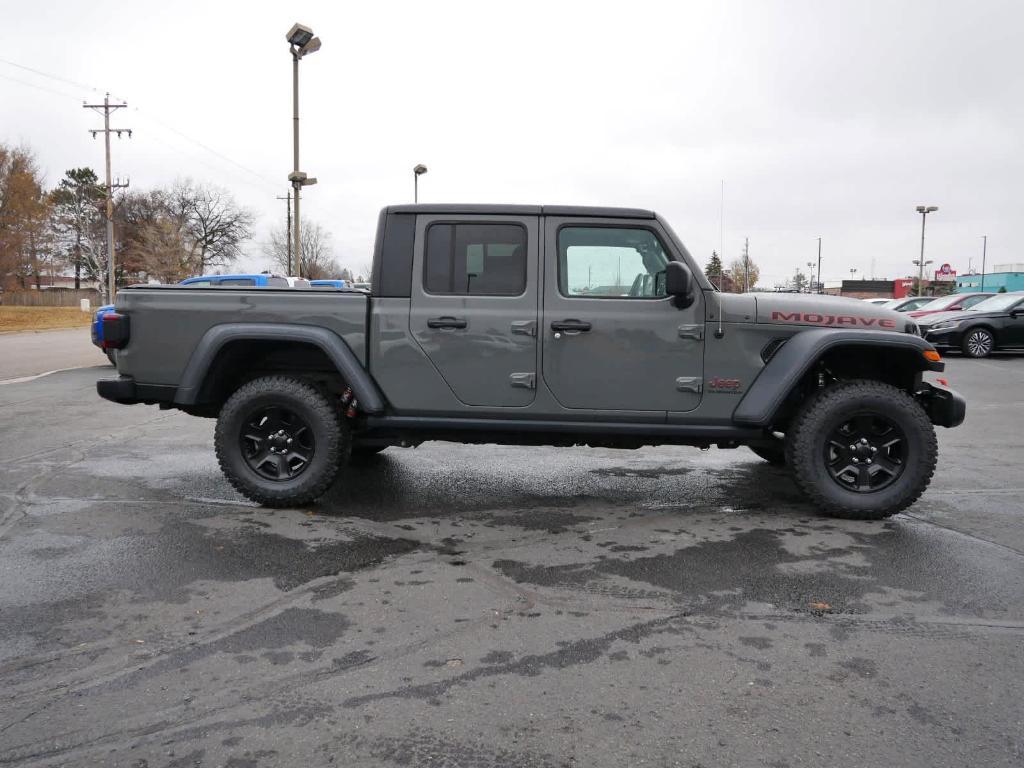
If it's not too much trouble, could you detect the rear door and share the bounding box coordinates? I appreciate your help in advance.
[410,214,539,407]
[540,217,705,412]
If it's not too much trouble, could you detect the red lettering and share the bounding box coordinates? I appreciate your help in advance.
[771,311,801,322]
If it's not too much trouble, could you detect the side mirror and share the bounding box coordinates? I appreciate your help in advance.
[665,261,694,307]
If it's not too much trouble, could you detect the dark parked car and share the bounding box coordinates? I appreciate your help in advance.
[918,292,1024,357]
[907,292,991,318]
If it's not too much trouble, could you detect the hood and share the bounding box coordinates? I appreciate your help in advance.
[751,292,908,331]
[916,310,964,326]
[918,308,1004,326]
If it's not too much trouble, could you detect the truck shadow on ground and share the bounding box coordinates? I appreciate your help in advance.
[317,447,808,523]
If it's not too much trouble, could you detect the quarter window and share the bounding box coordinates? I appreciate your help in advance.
[558,227,670,298]
[424,223,527,296]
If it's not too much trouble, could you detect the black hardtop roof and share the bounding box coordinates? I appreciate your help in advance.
[385,204,655,219]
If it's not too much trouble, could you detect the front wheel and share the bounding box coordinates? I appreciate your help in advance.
[785,380,937,520]
[961,328,994,358]
[215,376,350,507]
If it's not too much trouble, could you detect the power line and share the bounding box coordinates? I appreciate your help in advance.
[0,72,82,101]
[0,56,110,96]
[1,56,277,193]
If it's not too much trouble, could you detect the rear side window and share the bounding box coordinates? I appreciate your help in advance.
[424,223,527,296]
[266,277,289,287]
[217,278,256,286]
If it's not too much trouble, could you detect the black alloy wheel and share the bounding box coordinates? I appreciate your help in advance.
[824,413,906,492]
[240,406,316,481]
[962,328,994,358]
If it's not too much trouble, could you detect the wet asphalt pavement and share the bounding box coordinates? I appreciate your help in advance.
[1,358,1022,767]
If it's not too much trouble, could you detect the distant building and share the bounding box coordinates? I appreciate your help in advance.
[956,267,1024,294]
[823,279,895,299]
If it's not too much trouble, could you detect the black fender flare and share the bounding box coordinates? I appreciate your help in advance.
[172,323,385,414]
[732,328,942,427]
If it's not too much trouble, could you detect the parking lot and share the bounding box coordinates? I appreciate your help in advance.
[1,353,1022,767]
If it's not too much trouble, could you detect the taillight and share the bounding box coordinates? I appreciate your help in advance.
[101,312,130,349]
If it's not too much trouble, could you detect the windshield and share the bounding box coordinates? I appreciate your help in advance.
[915,294,967,311]
[968,294,1024,312]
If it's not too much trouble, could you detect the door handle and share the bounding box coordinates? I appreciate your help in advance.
[550,319,592,333]
[427,316,468,330]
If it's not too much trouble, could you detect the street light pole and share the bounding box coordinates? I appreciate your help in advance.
[816,237,822,294]
[915,205,938,296]
[806,262,814,294]
[292,50,301,272]
[413,164,428,203]
[981,235,987,292]
[285,23,321,278]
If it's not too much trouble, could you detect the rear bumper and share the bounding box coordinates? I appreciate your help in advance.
[97,376,176,406]
[919,381,966,428]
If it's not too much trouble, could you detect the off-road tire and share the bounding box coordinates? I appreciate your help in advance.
[785,379,937,520]
[215,376,349,507]
[748,442,786,466]
[961,327,995,358]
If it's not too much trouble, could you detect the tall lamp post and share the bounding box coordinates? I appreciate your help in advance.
[806,262,815,293]
[914,205,938,296]
[815,237,822,293]
[413,164,428,203]
[286,23,322,277]
[980,235,987,292]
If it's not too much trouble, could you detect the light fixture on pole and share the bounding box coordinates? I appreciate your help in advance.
[914,205,938,296]
[286,22,322,277]
[413,164,428,203]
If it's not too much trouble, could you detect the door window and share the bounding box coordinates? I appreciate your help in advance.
[558,227,669,298]
[424,223,527,296]
[959,295,989,309]
[217,278,256,286]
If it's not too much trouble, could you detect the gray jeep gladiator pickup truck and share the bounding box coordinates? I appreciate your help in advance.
[97,204,965,519]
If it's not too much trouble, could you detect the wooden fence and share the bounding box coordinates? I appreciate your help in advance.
[0,289,101,307]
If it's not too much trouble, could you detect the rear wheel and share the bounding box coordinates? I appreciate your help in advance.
[215,376,349,507]
[961,327,994,358]
[786,380,936,519]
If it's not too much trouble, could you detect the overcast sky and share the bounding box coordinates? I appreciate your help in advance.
[2,0,1022,286]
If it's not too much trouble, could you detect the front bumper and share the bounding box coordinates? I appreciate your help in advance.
[918,381,966,428]
[921,326,961,349]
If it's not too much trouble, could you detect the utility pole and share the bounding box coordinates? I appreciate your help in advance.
[981,235,988,292]
[84,93,130,302]
[276,192,293,275]
[743,237,750,293]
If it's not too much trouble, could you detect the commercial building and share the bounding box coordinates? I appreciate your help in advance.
[955,264,1024,294]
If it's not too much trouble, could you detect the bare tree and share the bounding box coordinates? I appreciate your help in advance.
[169,180,255,273]
[135,217,192,284]
[263,220,339,279]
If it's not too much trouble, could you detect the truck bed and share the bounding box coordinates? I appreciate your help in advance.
[113,286,369,387]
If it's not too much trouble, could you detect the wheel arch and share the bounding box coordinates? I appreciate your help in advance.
[173,323,385,413]
[733,329,941,429]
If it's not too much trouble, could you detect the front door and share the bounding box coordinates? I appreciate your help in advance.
[410,215,539,407]
[541,218,705,412]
